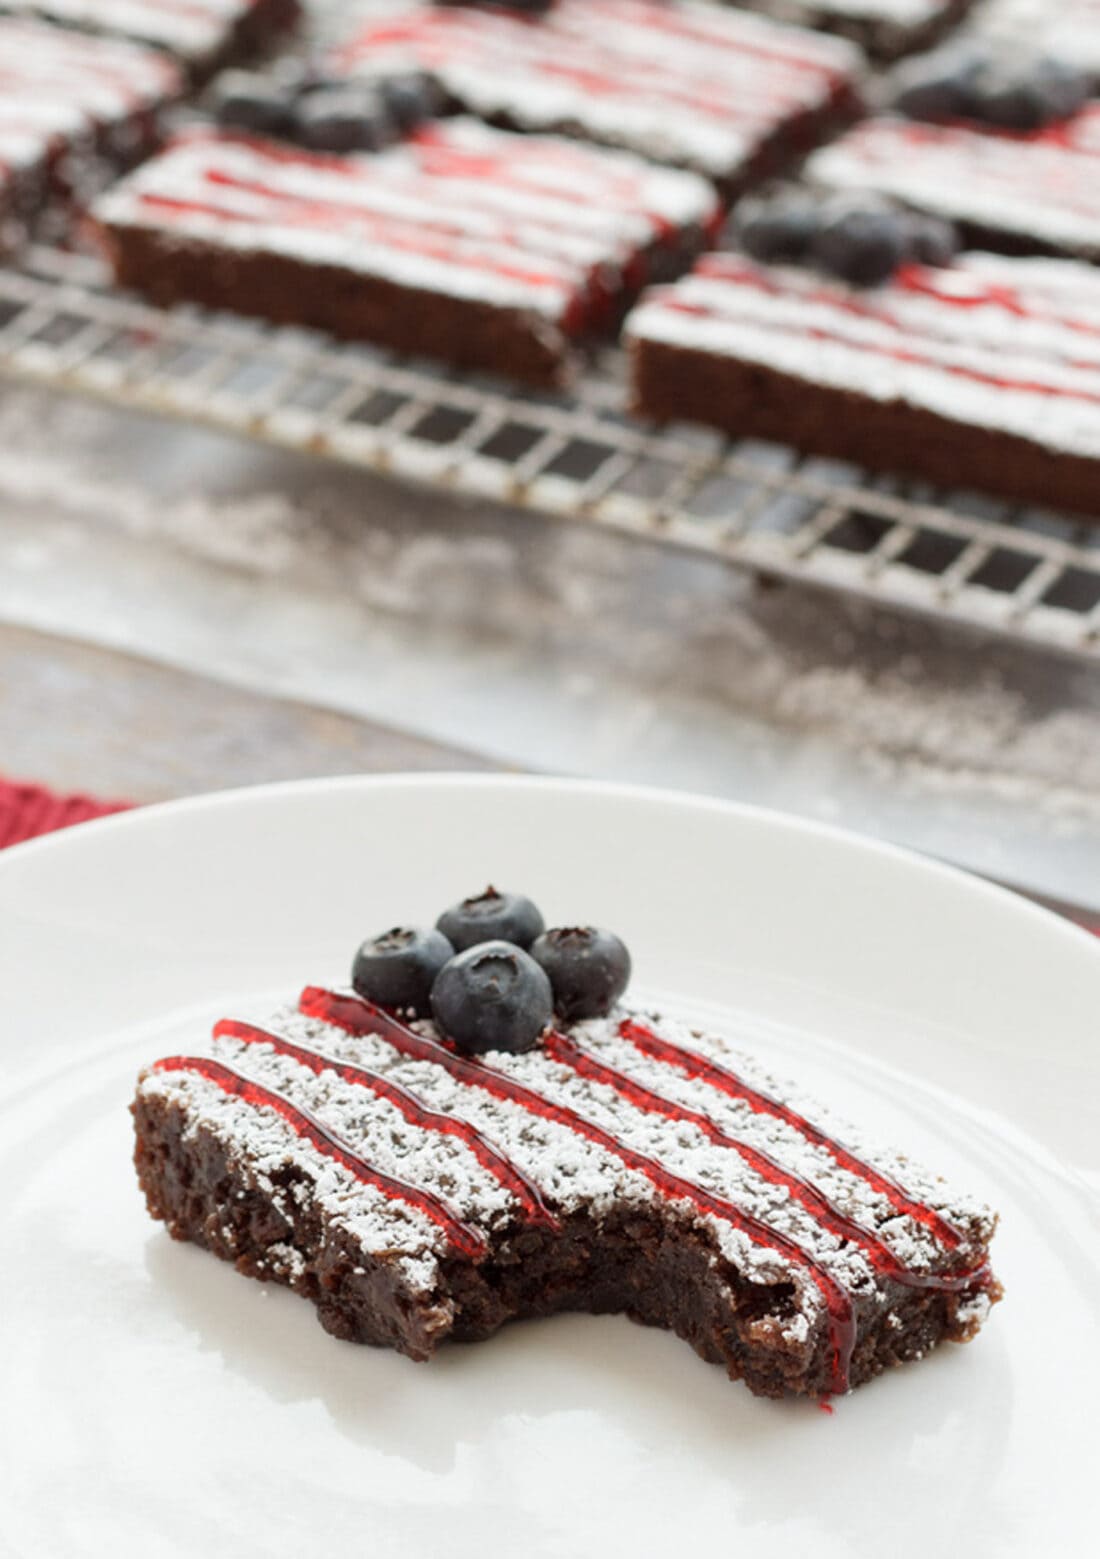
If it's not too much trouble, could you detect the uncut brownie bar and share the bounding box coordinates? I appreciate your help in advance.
[807,107,1100,262]
[0,0,301,81]
[327,0,864,196]
[0,16,184,250]
[736,0,976,61]
[626,249,1100,516]
[132,988,1000,1399]
[91,121,720,386]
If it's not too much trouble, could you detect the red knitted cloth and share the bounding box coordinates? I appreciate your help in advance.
[0,779,131,849]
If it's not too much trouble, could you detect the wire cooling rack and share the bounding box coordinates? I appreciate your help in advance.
[1,242,1099,661]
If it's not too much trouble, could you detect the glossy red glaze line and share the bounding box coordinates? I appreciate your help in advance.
[299,987,858,1392]
[213,1018,559,1230]
[619,1019,966,1250]
[545,1030,988,1294]
[150,1053,488,1260]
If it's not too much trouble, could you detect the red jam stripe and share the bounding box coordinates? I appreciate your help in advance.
[151,1054,488,1261]
[213,1018,559,1231]
[544,1031,987,1294]
[619,1020,965,1251]
[299,987,858,1392]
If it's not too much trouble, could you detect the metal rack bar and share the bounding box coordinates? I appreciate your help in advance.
[1,245,1099,662]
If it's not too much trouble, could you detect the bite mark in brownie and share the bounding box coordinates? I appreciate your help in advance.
[90,121,721,386]
[626,249,1100,516]
[326,0,864,195]
[0,0,301,80]
[808,108,1100,262]
[132,987,1001,1400]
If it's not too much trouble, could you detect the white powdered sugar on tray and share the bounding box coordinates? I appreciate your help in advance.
[624,250,1100,458]
[92,121,717,324]
[329,0,860,180]
[807,109,1100,257]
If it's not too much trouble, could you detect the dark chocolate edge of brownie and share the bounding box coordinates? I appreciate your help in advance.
[133,1085,994,1400]
[629,331,1100,519]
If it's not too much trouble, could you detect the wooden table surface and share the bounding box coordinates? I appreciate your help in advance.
[0,623,501,803]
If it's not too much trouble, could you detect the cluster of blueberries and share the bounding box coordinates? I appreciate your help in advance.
[210,64,444,154]
[735,185,959,289]
[891,40,1090,132]
[351,887,632,1055]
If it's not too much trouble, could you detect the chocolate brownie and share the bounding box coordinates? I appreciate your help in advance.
[0,16,184,251]
[91,121,720,386]
[0,0,301,80]
[807,108,1100,262]
[734,0,978,61]
[626,249,1100,516]
[326,0,864,194]
[132,987,1000,1399]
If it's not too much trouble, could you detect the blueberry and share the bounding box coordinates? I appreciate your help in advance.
[293,85,399,153]
[973,53,1089,131]
[812,201,906,288]
[530,927,632,1022]
[736,188,820,265]
[352,926,455,1016]
[431,941,553,1055]
[382,70,445,129]
[901,212,959,268]
[210,70,297,137]
[891,44,986,123]
[436,887,545,953]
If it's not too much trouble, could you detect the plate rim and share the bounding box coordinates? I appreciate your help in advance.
[0,769,1096,961]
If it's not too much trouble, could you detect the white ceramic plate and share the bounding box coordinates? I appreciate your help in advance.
[1,775,1097,1559]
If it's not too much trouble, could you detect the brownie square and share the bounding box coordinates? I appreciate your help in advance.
[132,987,1001,1400]
[327,0,864,194]
[0,0,300,79]
[91,119,721,385]
[626,248,1100,516]
[807,108,1100,262]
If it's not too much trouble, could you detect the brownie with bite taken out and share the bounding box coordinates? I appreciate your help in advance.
[131,883,1002,1401]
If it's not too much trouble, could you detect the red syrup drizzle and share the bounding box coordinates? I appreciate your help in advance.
[544,1030,989,1294]
[150,1054,487,1261]
[618,1020,967,1252]
[212,1018,559,1231]
[298,987,859,1393]
[667,262,1100,408]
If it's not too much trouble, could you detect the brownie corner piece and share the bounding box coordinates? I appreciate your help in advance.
[132,991,1001,1401]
